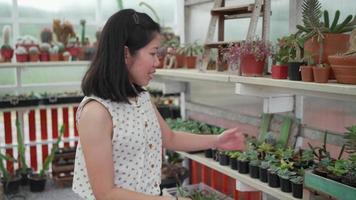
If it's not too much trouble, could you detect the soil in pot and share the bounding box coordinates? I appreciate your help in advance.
[238,160,249,174]
[313,168,328,178]
[259,167,268,183]
[267,171,280,188]
[230,158,238,170]
[291,182,303,198]
[249,164,260,179]
[280,177,292,193]
[28,173,47,192]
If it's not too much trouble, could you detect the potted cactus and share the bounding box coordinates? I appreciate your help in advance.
[39,43,51,61]
[15,46,28,62]
[1,25,13,62]
[227,151,240,170]
[62,51,71,61]
[49,45,60,61]
[28,46,40,62]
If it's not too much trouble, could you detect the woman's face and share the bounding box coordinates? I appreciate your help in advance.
[126,34,161,86]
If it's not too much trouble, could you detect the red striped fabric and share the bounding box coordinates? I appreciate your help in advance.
[3,112,14,172]
[28,110,37,171]
[40,109,48,164]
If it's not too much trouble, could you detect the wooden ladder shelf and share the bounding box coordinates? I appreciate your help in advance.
[200,0,271,73]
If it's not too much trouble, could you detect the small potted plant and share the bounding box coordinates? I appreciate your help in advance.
[180,42,203,69]
[299,52,315,82]
[28,46,40,62]
[39,43,51,61]
[277,159,296,192]
[237,152,250,174]
[271,37,289,79]
[284,33,305,81]
[290,175,304,198]
[28,125,64,192]
[218,151,230,166]
[248,150,260,179]
[15,46,28,62]
[62,51,71,61]
[225,38,271,77]
[227,151,240,170]
[1,26,14,62]
[259,160,270,183]
[267,164,280,188]
[0,153,21,194]
[49,45,60,61]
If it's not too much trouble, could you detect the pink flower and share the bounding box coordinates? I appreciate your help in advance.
[224,38,272,65]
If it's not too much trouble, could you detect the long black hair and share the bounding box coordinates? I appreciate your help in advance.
[81,9,161,103]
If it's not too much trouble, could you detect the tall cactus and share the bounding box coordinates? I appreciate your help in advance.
[40,28,53,43]
[80,19,86,46]
[324,10,356,33]
[2,25,11,47]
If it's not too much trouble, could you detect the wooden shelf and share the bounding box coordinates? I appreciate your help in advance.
[0,61,90,68]
[211,4,255,16]
[154,69,356,102]
[178,152,302,200]
[155,69,230,82]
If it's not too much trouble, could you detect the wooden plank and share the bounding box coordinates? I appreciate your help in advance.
[304,171,356,200]
[258,114,272,142]
[211,4,254,15]
[278,116,292,147]
[246,0,263,40]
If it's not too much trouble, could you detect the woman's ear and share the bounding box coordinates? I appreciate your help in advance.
[124,46,132,66]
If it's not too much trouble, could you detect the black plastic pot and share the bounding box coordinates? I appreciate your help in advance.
[288,62,304,81]
[291,182,303,198]
[280,177,292,192]
[259,167,268,183]
[230,158,238,170]
[1,176,21,194]
[327,174,342,183]
[219,153,230,166]
[249,164,260,179]
[341,175,356,188]
[28,174,47,192]
[204,149,213,158]
[267,171,280,188]
[16,168,33,185]
[238,160,249,174]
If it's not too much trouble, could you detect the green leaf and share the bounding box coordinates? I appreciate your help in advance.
[323,10,330,28]
[330,10,340,31]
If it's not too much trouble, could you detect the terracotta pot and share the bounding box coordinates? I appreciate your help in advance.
[156,57,164,69]
[185,56,197,69]
[271,64,288,79]
[300,65,314,82]
[304,33,350,65]
[175,54,185,68]
[29,54,39,62]
[62,55,70,61]
[328,55,356,66]
[313,67,330,83]
[39,53,49,61]
[331,65,356,84]
[240,54,265,77]
[1,49,14,62]
[16,54,28,62]
[328,55,356,84]
[49,54,59,61]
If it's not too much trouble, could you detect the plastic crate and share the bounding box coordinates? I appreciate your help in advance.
[162,183,233,200]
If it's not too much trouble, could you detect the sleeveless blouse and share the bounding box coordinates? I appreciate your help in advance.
[72,92,162,199]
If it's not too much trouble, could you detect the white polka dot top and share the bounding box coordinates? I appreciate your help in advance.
[72,92,162,199]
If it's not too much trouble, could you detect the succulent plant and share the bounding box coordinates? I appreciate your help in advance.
[2,25,11,47]
[15,46,27,55]
[39,43,51,53]
[28,46,40,55]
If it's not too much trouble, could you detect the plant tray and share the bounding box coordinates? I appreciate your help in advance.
[162,183,233,200]
[304,171,356,200]
[0,99,39,108]
[40,95,84,105]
